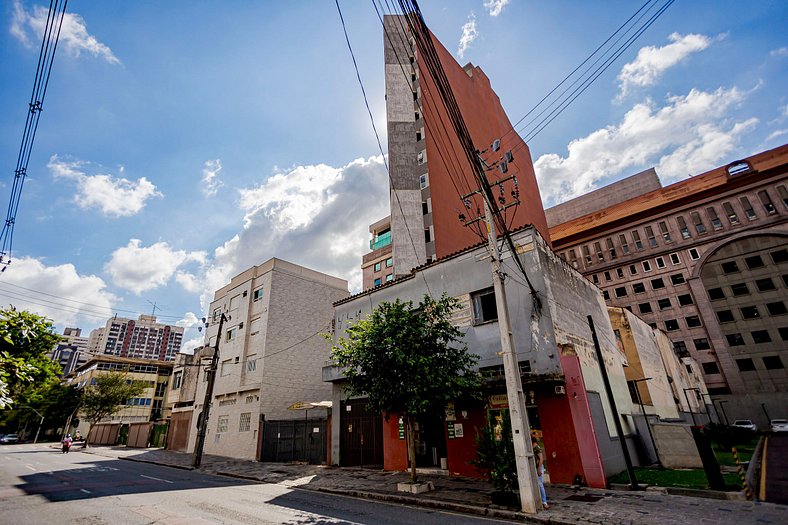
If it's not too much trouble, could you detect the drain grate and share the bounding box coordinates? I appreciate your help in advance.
[564,494,605,502]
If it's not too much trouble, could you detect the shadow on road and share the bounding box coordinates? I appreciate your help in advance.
[17,459,256,502]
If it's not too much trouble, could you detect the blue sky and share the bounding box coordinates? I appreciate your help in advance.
[0,0,785,350]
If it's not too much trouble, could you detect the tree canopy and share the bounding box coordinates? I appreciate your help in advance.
[331,293,480,481]
[0,307,61,409]
[81,372,146,446]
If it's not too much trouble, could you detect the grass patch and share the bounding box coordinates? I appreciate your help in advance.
[713,438,758,467]
[609,468,740,490]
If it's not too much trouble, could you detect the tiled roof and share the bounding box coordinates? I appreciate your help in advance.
[549,144,788,245]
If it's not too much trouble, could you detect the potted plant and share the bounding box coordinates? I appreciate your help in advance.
[473,410,519,507]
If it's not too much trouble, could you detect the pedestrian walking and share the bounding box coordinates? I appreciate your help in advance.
[531,435,549,509]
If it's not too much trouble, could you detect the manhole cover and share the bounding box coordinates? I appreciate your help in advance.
[564,494,605,502]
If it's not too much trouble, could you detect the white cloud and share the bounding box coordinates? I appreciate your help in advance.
[49,155,162,217]
[10,0,120,64]
[176,311,201,329]
[618,33,714,97]
[179,336,205,355]
[105,239,206,295]
[484,0,510,17]
[770,47,788,58]
[192,156,388,312]
[457,13,478,59]
[201,159,223,197]
[763,129,788,143]
[535,86,756,204]
[0,257,116,328]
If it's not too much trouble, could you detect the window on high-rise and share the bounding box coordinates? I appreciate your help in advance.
[716,310,735,323]
[595,242,604,262]
[650,278,665,290]
[767,301,787,316]
[736,358,756,372]
[693,338,711,350]
[670,252,681,265]
[632,230,643,250]
[758,190,776,214]
[731,282,750,296]
[676,216,691,239]
[721,261,739,274]
[645,226,658,247]
[755,278,776,292]
[725,333,745,346]
[614,286,627,298]
[633,282,646,294]
[745,255,765,269]
[777,185,788,208]
[656,257,666,269]
[659,221,672,243]
[619,234,630,254]
[665,319,679,331]
[606,238,617,259]
[616,268,624,278]
[772,249,788,263]
[386,257,393,267]
[689,248,700,260]
[741,306,761,319]
[740,196,757,220]
[685,315,702,328]
[678,294,694,306]
[702,362,720,375]
[604,271,612,281]
[751,330,771,344]
[670,273,686,285]
[638,302,652,314]
[691,211,706,234]
[722,202,740,225]
[642,260,652,272]
[658,298,672,310]
[706,207,723,230]
[763,356,784,370]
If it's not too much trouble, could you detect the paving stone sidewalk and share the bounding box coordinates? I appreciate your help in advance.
[79,446,787,525]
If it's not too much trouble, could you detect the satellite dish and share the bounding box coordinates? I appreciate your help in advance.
[492,139,501,152]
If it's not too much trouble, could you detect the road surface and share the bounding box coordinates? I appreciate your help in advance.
[0,443,517,524]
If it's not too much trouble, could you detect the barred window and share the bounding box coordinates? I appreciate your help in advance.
[217,415,229,433]
[239,412,252,432]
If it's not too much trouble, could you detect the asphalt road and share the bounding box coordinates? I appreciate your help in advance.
[0,443,516,524]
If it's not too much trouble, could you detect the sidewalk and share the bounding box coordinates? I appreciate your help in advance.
[79,446,787,525]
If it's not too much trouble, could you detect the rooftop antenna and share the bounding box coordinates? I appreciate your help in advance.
[146,300,164,317]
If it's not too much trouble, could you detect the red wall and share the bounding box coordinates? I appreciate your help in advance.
[383,414,408,471]
[418,26,550,258]
[445,407,486,478]
[554,353,607,488]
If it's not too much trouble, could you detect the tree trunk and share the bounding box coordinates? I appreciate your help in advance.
[407,415,418,483]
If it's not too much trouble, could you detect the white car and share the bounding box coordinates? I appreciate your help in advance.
[732,419,758,431]
[770,419,788,432]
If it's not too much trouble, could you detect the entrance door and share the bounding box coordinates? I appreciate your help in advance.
[339,398,383,468]
[260,419,327,464]
[413,415,447,468]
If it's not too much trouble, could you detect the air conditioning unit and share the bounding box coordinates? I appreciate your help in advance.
[554,385,566,395]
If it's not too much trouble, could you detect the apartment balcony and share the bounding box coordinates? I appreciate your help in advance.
[369,231,392,251]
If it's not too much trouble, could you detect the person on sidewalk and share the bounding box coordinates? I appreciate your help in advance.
[531,435,549,509]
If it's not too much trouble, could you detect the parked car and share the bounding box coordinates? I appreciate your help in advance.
[732,420,758,431]
[0,434,20,444]
[771,419,788,432]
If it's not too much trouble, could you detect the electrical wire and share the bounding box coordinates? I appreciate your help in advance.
[0,0,69,271]
[334,0,433,297]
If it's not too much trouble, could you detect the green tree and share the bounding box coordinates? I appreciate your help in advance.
[331,293,480,483]
[472,410,518,495]
[80,372,146,446]
[0,307,61,409]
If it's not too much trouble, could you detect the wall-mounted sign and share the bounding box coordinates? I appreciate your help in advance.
[489,394,509,408]
[445,402,456,422]
[447,422,455,439]
[398,417,405,439]
[454,423,464,438]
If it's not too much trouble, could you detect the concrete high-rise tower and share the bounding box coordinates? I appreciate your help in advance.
[379,15,549,281]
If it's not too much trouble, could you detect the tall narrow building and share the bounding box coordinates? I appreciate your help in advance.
[381,15,548,280]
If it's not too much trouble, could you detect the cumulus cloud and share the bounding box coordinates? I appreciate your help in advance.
[770,47,788,58]
[457,13,478,59]
[201,159,223,197]
[484,0,510,17]
[105,239,206,295]
[534,86,755,205]
[192,156,388,312]
[10,0,120,64]
[618,33,714,97]
[49,155,162,217]
[0,257,116,328]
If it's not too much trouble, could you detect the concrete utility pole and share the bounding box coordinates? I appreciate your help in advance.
[192,311,228,468]
[481,199,542,514]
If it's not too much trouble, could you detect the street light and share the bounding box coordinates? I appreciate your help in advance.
[20,405,45,444]
[631,378,661,468]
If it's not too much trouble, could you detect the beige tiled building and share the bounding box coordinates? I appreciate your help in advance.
[549,144,788,427]
[182,258,348,462]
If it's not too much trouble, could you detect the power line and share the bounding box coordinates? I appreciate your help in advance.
[0,0,69,271]
[334,0,434,297]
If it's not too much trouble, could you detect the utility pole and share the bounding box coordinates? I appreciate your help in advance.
[192,311,228,468]
[461,148,540,514]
